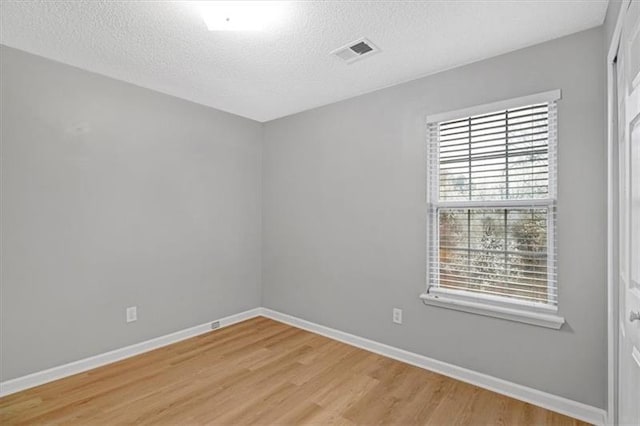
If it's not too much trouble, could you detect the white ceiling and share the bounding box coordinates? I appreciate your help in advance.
[0,1,608,122]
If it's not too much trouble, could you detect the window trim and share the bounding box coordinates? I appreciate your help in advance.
[419,289,565,329]
[421,90,565,329]
[426,89,561,124]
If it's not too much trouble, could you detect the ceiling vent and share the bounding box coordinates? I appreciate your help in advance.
[331,38,380,64]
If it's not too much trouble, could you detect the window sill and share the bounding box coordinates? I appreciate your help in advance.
[419,290,565,330]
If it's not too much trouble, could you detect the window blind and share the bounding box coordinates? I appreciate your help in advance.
[427,101,557,306]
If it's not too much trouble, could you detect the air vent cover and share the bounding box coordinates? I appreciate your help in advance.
[331,38,380,64]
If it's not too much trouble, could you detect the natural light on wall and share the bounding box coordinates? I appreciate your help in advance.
[197,1,288,31]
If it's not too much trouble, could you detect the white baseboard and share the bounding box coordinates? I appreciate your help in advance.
[260,308,607,426]
[0,307,262,398]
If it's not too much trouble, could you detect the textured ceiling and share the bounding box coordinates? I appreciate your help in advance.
[0,1,607,122]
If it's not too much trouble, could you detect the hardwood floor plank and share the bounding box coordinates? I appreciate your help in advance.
[0,317,588,425]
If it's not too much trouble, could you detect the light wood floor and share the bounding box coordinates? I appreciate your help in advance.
[0,317,586,425]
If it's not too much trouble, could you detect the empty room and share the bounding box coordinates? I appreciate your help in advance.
[0,0,638,424]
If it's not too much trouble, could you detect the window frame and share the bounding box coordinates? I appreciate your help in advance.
[421,90,565,329]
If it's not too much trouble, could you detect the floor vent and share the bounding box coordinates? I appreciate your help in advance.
[331,38,380,64]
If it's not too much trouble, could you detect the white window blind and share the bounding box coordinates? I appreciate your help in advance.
[427,98,558,308]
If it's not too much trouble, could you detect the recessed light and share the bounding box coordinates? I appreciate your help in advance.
[197,1,287,31]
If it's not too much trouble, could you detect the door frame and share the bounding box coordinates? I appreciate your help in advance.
[607,1,632,424]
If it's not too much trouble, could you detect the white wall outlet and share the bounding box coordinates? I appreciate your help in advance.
[126,306,137,323]
[393,308,402,324]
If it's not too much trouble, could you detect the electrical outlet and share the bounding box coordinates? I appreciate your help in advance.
[211,321,220,330]
[393,308,402,324]
[126,306,137,323]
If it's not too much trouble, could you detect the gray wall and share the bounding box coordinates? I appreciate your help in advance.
[0,46,262,381]
[262,27,606,408]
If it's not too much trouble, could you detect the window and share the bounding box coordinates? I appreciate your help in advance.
[421,91,565,329]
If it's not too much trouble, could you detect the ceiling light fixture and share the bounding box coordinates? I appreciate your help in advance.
[198,1,287,31]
